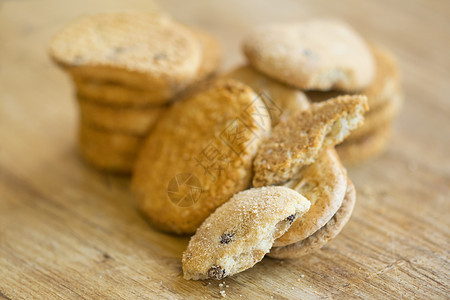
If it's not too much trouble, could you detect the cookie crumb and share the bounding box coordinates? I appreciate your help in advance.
[219,290,227,297]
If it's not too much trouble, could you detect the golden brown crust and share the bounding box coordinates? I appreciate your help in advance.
[337,124,392,165]
[242,20,375,91]
[50,12,202,98]
[71,23,222,106]
[132,79,271,235]
[182,186,311,280]
[78,96,166,135]
[274,149,347,246]
[252,95,368,187]
[78,123,144,173]
[268,179,356,259]
[225,65,310,126]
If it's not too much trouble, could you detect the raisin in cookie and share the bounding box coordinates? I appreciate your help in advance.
[253,95,368,187]
[242,20,375,91]
[274,148,347,246]
[226,65,310,126]
[132,79,271,235]
[269,180,356,259]
[182,186,311,280]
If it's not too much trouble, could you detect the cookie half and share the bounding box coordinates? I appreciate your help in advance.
[243,20,375,91]
[78,96,166,135]
[226,65,310,126]
[50,12,202,103]
[274,148,347,246]
[268,179,356,259]
[253,95,368,187]
[78,124,143,173]
[182,186,311,280]
[132,79,271,235]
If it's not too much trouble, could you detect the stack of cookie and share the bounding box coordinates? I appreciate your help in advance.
[49,12,221,173]
[241,19,403,164]
[181,95,368,280]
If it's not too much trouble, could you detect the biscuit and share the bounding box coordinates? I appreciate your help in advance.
[72,25,221,107]
[132,79,271,235]
[78,96,166,135]
[242,20,375,91]
[190,27,222,81]
[50,12,202,103]
[346,92,402,141]
[226,65,310,126]
[307,44,402,110]
[273,149,347,247]
[268,179,356,259]
[337,124,392,165]
[78,123,144,173]
[182,186,311,280]
[74,77,175,107]
[253,95,368,187]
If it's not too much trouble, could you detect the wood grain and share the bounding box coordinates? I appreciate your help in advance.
[0,0,449,298]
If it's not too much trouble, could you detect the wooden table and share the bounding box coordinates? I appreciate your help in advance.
[1,0,449,298]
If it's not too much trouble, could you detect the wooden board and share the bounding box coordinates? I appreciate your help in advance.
[0,0,449,298]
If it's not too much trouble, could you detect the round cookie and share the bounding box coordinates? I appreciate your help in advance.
[274,149,347,247]
[268,180,356,259]
[306,43,402,110]
[78,96,166,135]
[132,79,271,235]
[226,65,310,126]
[337,124,392,165]
[78,124,144,173]
[253,95,368,187]
[190,27,222,81]
[182,186,311,280]
[50,12,202,103]
[242,20,375,91]
[72,24,221,106]
[346,92,402,142]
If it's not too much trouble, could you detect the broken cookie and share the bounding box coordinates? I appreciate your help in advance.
[253,95,369,187]
[182,186,311,280]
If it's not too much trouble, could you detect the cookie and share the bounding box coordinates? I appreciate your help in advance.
[78,96,166,135]
[268,179,356,259]
[273,149,347,247]
[182,186,311,280]
[337,124,392,165]
[253,95,368,187]
[307,43,402,110]
[74,77,176,107]
[50,12,202,103]
[242,20,375,91]
[132,79,271,235]
[226,65,310,126]
[346,92,402,141]
[190,27,222,81]
[78,123,144,173]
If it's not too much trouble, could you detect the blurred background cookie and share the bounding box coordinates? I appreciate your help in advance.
[242,20,375,91]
